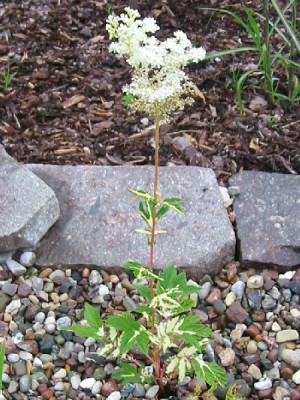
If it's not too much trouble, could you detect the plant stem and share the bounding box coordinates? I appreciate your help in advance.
[148,108,161,387]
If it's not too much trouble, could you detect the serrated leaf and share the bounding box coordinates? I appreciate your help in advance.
[134,284,151,300]
[120,331,138,354]
[136,331,150,355]
[112,363,140,384]
[84,303,103,330]
[64,324,101,340]
[123,260,159,282]
[107,312,140,332]
[179,315,212,338]
[135,304,152,315]
[192,358,226,388]
[157,265,186,293]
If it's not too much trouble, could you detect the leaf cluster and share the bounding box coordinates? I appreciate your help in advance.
[62,265,226,389]
[129,189,184,239]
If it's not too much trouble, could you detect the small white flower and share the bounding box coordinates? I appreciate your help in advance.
[106,8,206,117]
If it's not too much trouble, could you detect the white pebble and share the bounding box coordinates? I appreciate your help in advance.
[254,377,272,390]
[53,368,67,379]
[107,392,121,400]
[71,374,81,390]
[279,271,295,280]
[80,377,96,390]
[99,284,109,296]
[91,380,102,395]
[292,369,300,384]
[5,299,21,315]
[291,308,300,318]
[271,321,281,332]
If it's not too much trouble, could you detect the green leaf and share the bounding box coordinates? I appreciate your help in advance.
[136,331,150,355]
[107,312,140,332]
[128,188,154,200]
[122,93,134,107]
[123,259,159,282]
[112,362,140,385]
[135,305,152,315]
[192,358,226,388]
[157,265,186,293]
[0,338,5,393]
[161,197,184,215]
[64,324,102,340]
[120,331,138,354]
[134,284,152,300]
[179,315,212,338]
[156,205,170,221]
[84,303,103,330]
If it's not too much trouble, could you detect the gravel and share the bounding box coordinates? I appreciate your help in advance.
[0,252,299,399]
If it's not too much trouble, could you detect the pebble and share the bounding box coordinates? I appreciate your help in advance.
[19,375,32,393]
[107,392,121,400]
[20,252,36,267]
[276,329,299,343]
[146,385,160,399]
[0,255,299,400]
[198,282,212,300]
[248,364,262,380]
[231,281,245,299]
[247,275,264,288]
[71,374,81,390]
[292,369,300,384]
[6,259,27,276]
[254,377,272,390]
[281,349,300,368]
[99,284,109,296]
[123,296,137,311]
[80,377,96,390]
[218,348,236,367]
[89,270,102,286]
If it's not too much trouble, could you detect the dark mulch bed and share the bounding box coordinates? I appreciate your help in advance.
[0,0,299,184]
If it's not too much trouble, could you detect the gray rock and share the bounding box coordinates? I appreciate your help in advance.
[229,171,300,270]
[6,259,27,276]
[19,251,36,267]
[198,282,212,300]
[13,360,27,376]
[19,375,32,393]
[0,146,60,252]
[123,296,137,312]
[28,165,235,279]
[2,282,18,296]
[146,385,160,399]
[231,281,245,299]
[133,383,145,397]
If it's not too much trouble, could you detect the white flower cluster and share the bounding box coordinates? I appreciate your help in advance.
[106,7,206,118]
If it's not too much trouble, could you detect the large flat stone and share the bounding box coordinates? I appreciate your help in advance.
[0,146,60,252]
[229,171,300,270]
[28,165,235,279]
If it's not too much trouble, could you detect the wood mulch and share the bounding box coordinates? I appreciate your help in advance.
[0,0,299,185]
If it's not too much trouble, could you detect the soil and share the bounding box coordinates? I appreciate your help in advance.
[0,0,299,184]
